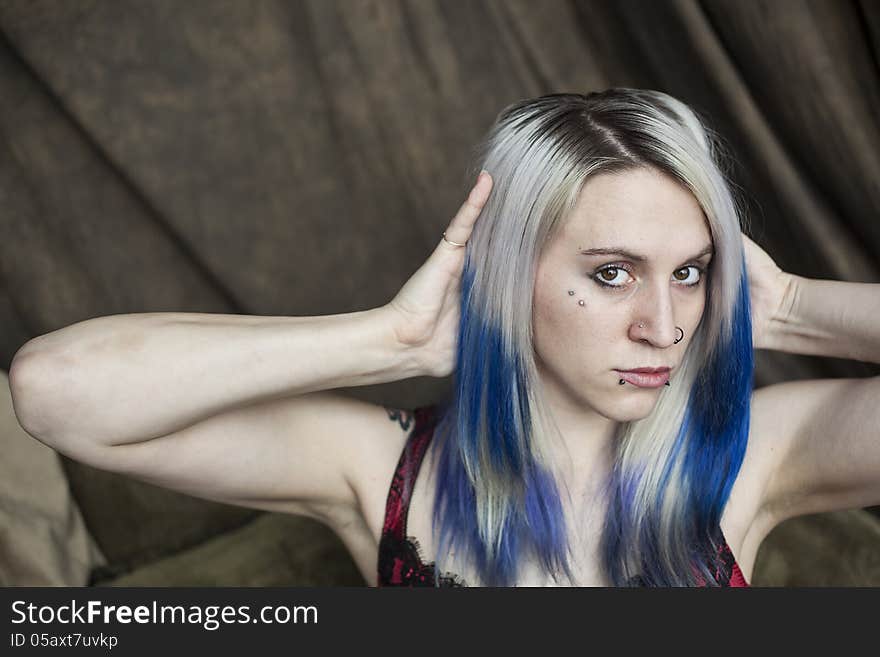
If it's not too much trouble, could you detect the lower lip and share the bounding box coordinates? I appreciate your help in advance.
[615,370,670,388]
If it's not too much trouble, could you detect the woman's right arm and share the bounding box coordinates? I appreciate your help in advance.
[9,308,418,449]
[7,170,492,522]
[7,308,422,520]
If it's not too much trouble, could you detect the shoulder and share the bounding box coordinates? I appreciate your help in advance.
[334,403,433,544]
[728,380,827,545]
[745,375,880,521]
[719,384,791,567]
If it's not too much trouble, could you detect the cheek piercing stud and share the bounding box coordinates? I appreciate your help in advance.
[578,300,585,306]
[567,290,575,296]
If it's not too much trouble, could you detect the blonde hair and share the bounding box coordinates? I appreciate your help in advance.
[430,90,753,586]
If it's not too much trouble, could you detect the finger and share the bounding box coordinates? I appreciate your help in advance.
[441,171,493,248]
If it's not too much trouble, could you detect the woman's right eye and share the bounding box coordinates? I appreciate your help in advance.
[592,266,632,289]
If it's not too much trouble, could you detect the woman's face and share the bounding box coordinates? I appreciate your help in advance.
[532,167,713,423]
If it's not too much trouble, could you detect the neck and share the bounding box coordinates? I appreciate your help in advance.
[534,371,618,490]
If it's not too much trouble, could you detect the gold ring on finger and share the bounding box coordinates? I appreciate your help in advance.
[442,232,467,247]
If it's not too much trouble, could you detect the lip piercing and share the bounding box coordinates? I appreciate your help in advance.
[619,378,672,386]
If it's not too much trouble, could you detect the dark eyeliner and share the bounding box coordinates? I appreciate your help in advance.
[591,264,632,289]
[675,264,706,287]
[591,264,705,289]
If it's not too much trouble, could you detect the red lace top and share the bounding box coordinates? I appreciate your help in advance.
[377,405,750,587]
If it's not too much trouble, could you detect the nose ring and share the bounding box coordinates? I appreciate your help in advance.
[637,323,685,344]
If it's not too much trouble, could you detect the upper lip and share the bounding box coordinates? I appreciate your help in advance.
[616,366,671,374]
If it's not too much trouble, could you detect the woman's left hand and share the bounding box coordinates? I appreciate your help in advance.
[741,231,796,350]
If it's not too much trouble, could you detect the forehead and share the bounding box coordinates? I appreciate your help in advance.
[563,168,712,252]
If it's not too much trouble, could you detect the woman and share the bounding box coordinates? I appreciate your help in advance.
[9,89,880,587]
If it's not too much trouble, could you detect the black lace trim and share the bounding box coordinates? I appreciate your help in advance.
[378,533,468,587]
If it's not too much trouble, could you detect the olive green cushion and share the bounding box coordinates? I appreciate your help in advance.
[753,508,880,586]
[95,512,364,587]
[62,460,257,570]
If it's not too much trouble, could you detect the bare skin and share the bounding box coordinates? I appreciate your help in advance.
[344,168,773,586]
[10,167,880,587]
[337,168,880,586]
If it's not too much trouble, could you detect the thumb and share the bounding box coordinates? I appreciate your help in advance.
[438,170,493,252]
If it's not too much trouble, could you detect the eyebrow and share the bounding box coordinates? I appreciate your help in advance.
[577,244,714,262]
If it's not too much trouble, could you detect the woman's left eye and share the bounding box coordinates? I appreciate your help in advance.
[671,266,703,286]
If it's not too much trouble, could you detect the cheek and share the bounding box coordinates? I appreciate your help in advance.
[689,289,708,327]
[533,287,618,367]
[533,272,582,346]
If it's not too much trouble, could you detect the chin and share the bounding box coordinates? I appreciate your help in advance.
[599,396,660,423]
[602,409,650,423]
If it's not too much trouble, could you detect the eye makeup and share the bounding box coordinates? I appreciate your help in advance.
[591,263,707,290]
[577,242,713,292]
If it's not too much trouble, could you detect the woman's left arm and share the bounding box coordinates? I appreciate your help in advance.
[743,233,880,524]
[761,274,880,364]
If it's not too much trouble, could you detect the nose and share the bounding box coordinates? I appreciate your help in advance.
[629,280,679,347]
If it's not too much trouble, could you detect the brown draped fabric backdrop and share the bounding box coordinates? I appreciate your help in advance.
[0,0,877,585]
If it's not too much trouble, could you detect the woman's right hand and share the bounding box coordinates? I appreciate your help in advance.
[384,170,493,378]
